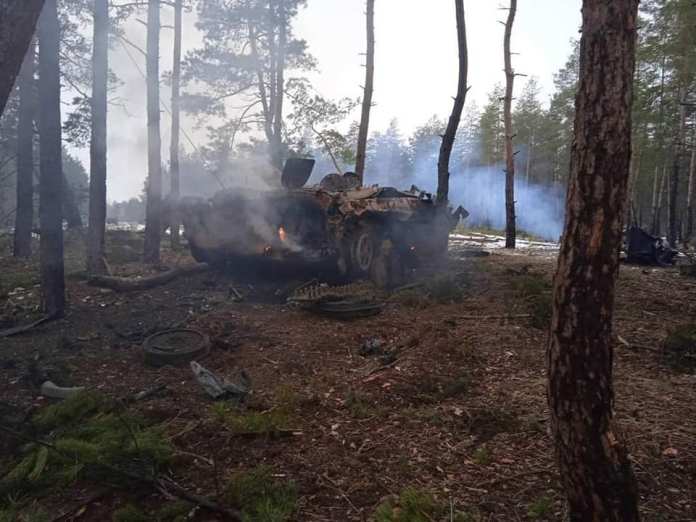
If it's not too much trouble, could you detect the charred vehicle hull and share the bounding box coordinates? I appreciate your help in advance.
[179,160,459,285]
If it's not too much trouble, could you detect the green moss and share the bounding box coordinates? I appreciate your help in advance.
[224,466,297,522]
[112,504,149,522]
[527,495,553,519]
[373,488,475,522]
[1,392,173,509]
[664,324,696,369]
[472,447,491,466]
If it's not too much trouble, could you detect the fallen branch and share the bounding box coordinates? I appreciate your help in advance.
[88,263,209,292]
[0,314,58,338]
[456,313,531,320]
[0,424,242,521]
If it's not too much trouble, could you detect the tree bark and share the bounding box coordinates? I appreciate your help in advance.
[503,0,517,248]
[686,144,695,242]
[355,0,375,186]
[668,93,686,247]
[87,0,109,274]
[13,42,35,258]
[143,0,162,264]
[271,0,285,171]
[169,0,182,248]
[547,1,640,520]
[0,0,45,116]
[437,0,467,205]
[37,0,65,317]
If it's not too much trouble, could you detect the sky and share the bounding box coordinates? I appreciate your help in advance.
[69,0,582,202]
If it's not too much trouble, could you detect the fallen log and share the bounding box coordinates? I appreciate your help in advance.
[0,314,58,338]
[88,263,209,292]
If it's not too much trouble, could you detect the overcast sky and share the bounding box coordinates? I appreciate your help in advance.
[69,0,582,201]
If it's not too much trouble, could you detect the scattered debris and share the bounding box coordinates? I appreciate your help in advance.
[143,329,210,367]
[39,381,85,400]
[190,361,251,401]
[289,281,383,319]
[625,226,677,266]
[87,263,209,292]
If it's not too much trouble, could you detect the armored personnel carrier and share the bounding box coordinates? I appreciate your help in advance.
[179,159,463,286]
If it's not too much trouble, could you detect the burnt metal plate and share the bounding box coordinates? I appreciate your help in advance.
[281,158,316,189]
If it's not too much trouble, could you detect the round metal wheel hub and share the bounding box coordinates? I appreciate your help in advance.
[355,233,374,272]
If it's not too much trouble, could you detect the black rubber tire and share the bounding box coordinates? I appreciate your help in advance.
[348,224,380,278]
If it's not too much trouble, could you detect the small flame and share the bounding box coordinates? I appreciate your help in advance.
[278,226,287,243]
[264,245,272,256]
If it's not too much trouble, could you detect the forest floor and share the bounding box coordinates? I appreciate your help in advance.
[1,230,695,521]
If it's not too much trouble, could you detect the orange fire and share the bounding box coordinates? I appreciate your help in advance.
[278,226,287,243]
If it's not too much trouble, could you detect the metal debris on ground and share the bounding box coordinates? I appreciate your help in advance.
[190,361,251,401]
[624,226,678,266]
[143,329,210,367]
[288,281,383,319]
[40,381,85,400]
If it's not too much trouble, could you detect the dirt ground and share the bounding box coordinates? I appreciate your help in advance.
[1,231,695,521]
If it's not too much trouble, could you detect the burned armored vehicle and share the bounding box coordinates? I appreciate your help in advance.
[179,159,462,285]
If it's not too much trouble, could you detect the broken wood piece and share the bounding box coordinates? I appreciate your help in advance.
[456,313,531,320]
[87,263,209,292]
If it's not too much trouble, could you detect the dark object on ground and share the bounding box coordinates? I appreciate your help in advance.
[190,361,250,401]
[180,160,462,287]
[143,329,210,367]
[625,226,677,266]
[359,337,383,356]
[88,263,209,291]
[679,264,696,277]
[312,299,383,320]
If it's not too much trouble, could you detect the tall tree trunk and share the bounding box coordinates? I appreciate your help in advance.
[271,0,285,171]
[650,164,660,234]
[87,0,108,274]
[547,1,640,520]
[656,164,668,236]
[169,0,182,248]
[37,0,65,317]
[355,0,375,186]
[503,0,517,249]
[668,94,686,247]
[0,0,45,116]
[437,0,467,205]
[686,144,695,242]
[627,142,641,226]
[143,0,162,264]
[13,42,35,258]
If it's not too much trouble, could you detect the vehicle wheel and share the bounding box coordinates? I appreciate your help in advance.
[350,225,379,276]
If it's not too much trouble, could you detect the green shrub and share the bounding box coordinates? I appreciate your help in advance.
[224,466,297,522]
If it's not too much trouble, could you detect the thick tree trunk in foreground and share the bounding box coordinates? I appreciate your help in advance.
[37,0,65,317]
[547,1,640,520]
[503,0,517,248]
[87,0,109,274]
[169,0,182,248]
[0,0,45,116]
[355,0,375,186]
[144,0,162,264]
[13,44,35,258]
[437,0,467,205]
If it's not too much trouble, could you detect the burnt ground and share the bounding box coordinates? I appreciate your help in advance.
[1,231,696,521]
